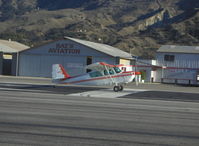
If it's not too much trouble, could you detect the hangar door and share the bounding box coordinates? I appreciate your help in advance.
[2,54,12,75]
[19,54,84,77]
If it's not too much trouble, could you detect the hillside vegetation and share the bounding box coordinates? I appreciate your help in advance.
[0,0,198,58]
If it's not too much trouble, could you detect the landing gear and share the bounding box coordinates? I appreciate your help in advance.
[113,86,119,92]
[119,85,123,91]
[113,85,124,92]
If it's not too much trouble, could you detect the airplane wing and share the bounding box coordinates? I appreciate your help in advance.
[86,62,116,71]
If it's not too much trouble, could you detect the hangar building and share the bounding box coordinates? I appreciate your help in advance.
[0,39,29,75]
[18,37,132,77]
[155,45,199,85]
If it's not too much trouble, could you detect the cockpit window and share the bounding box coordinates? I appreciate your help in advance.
[114,67,122,73]
[104,69,116,75]
[109,69,114,75]
[89,71,103,78]
[104,70,108,75]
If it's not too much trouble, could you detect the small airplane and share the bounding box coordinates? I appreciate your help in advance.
[52,62,139,92]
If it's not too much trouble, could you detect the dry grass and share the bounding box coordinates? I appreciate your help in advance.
[0,0,198,58]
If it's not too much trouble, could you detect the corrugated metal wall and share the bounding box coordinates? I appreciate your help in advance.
[157,53,199,68]
[156,52,199,84]
[19,40,116,77]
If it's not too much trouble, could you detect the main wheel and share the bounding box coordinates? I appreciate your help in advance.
[119,85,124,91]
[113,86,120,92]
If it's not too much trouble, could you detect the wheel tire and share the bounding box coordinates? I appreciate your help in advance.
[113,86,119,92]
[119,85,123,91]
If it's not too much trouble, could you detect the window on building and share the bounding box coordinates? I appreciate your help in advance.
[87,56,92,65]
[86,56,92,73]
[164,55,175,61]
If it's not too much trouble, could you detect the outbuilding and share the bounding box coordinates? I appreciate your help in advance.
[0,39,29,75]
[18,37,133,77]
[155,45,199,85]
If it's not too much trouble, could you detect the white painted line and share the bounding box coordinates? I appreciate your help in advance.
[68,88,148,98]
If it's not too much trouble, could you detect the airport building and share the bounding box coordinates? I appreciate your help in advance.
[154,45,199,85]
[0,39,29,76]
[133,45,199,85]
[17,37,133,77]
[2,38,198,85]
[135,59,157,83]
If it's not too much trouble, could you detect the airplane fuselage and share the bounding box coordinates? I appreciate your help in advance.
[53,71,135,86]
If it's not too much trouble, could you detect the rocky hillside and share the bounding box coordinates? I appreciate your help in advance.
[0,0,198,58]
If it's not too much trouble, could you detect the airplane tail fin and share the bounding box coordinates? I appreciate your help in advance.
[52,64,71,80]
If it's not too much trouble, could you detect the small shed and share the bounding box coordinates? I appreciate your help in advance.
[0,39,29,75]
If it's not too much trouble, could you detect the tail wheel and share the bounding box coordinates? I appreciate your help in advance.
[113,86,120,92]
[119,85,124,91]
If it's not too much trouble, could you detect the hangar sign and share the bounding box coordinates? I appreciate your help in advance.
[48,43,80,54]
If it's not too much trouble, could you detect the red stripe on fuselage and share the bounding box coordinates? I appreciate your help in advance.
[63,72,134,84]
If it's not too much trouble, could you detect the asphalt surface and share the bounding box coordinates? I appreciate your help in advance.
[0,76,199,146]
[122,91,199,102]
[0,82,198,102]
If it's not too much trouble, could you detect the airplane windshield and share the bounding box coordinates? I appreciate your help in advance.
[89,71,103,78]
[104,70,108,75]
[104,68,118,75]
[114,67,122,73]
[109,69,114,75]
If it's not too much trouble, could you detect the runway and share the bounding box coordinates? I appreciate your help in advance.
[0,82,199,102]
[0,83,199,146]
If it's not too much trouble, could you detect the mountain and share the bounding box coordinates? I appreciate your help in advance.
[0,0,198,58]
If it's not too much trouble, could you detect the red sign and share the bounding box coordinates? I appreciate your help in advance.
[56,43,74,49]
[48,43,80,54]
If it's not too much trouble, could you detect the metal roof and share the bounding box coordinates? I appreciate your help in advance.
[157,45,199,54]
[65,37,133,59]
[0,39,29,53]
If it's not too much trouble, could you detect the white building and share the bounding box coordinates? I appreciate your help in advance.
[155,45,199,85]
[136,59,157,82]
[17,37,133,77]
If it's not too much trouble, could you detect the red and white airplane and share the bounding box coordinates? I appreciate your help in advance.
[52,62,138,92]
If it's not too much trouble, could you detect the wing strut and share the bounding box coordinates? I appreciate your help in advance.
[104,65,117,86]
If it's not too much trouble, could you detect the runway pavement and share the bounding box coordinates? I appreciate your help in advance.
[0,82,199,102]
[0,76,199,146]
[0,88,199,146]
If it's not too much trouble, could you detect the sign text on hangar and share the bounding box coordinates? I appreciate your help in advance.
[48,43,80,54]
